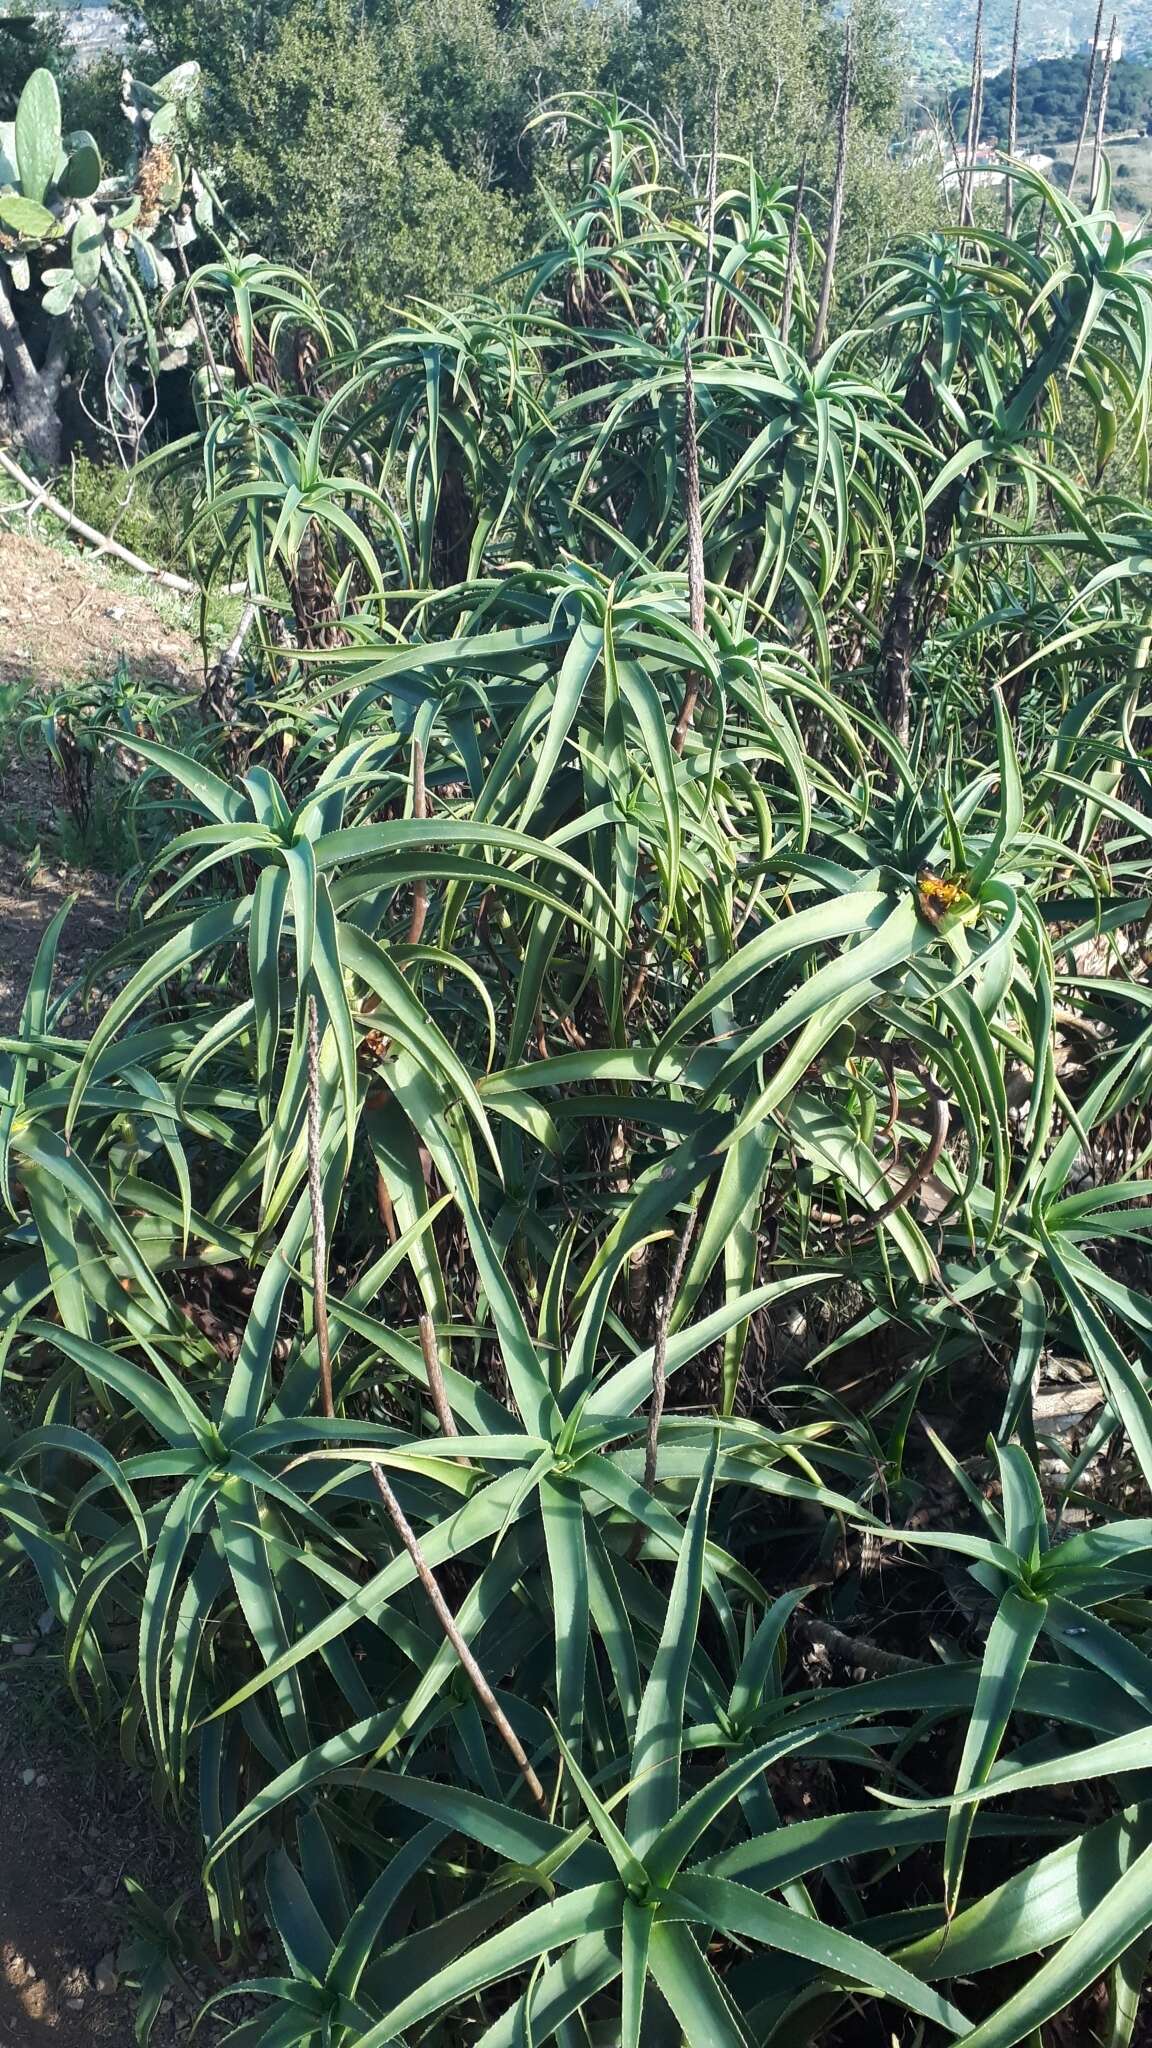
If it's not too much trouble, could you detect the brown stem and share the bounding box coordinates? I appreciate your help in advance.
[174,232,223,397]
[369,1463,547,1808]
[850,1047,949,1238]
[809,16,852,364]
[959,0,984,228]
[369,735,430,1231]
[305,996,335,1418]
[701,73,720,340]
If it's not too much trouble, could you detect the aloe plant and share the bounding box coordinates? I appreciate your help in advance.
[4,97,1152,2048]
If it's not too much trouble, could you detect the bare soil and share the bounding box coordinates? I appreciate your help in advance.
[0,531,198,690]
[0,844,122,1036]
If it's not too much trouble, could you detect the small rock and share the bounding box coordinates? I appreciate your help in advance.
[36,1609,57,1637]
[94,1954,119,1996]
[21,1767,36,1786]
[12,1640,36,1657]
[35,1773,47,1787]
[105,605,126,622]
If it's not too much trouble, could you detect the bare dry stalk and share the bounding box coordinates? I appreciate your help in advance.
[419,1311,458,1438]
[1089,17,1118,207]
[406,737,429,947]
[780,157,807,347]
[959,0,984,227]
[1068,0,1106,199]
[702,73,720,339]
[671,343,706,755]
[1004,0,1021,237]
[809,15,852,363]
[174,233,223,398]
[203,599,258,721]
[371,734,430,1232]
[641,1212,698,1499]
[305,996,335,1419]
[369,1462,547,1808]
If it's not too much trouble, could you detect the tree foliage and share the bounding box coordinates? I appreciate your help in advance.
[958,55,1152,147]
[126,0,931,324]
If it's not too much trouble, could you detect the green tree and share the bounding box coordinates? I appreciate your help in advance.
[217,0,401,317]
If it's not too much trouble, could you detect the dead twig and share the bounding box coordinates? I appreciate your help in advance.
[406,737,429,947]
[371,735,429,1228]
[780,157,807,347]
[701,73,720,340]
[850,1045,949,1238]
[1068,0,1106,200]
[959,0,984,228]
[1089,17,1118,208]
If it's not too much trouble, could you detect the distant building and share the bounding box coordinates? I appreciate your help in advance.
[1080,30,1124,61]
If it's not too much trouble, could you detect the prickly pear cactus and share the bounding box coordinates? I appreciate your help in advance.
[0,61,210,450]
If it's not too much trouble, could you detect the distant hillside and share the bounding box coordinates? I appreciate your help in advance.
[900,0,1152,91]
[953,57,1152,145]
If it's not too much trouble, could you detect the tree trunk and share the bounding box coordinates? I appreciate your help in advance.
[0,267,64,467]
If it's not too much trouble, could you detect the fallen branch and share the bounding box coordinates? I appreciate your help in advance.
[0,444,197,592]
[795,1614,922,1679]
